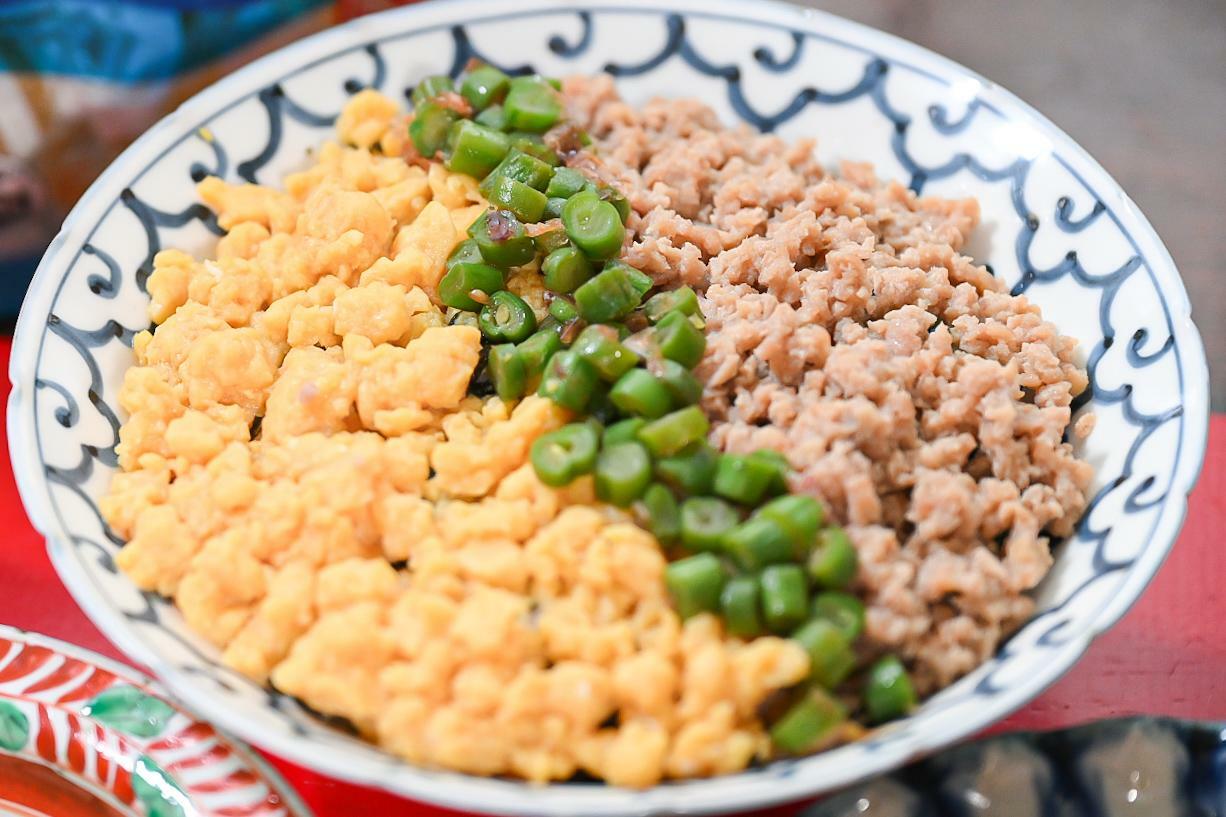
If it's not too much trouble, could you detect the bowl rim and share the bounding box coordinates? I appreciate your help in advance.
[7,0,1209,813]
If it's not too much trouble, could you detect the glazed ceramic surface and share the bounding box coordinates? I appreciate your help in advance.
[7,0,1208,814]
[0,626,310,817]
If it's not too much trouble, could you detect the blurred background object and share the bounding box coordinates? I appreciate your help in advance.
[1,0,1221,405]
[0,0,334,319]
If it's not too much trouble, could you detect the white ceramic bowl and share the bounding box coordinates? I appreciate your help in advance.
[8,1,1209,814]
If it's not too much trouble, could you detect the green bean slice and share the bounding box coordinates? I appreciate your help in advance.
[595,441,652,507]
[537,350,598,412]
[811,591,866,642]
[478,290,538,343]
[864,656,917,723]
[530,422,599,487]
[807,528,858,590]
[720,575,762,638]
[573,261,652,323]
[562,190,625,261]
[680,496,739,552]
[760,565,808,633]
[609,368,672,419]
[792,618,856,689]
[770,688,846,755]
[713,453,777,505]
[665,553,726,619]
[460,64,510,111]
[487,343,526,403]
[437,262,503,311]
[723,517,794,571]
[573,324,640,381]
[636,406,709,458]
[542,246,595,294]
[656,443,718,495]
[640,482,680,544]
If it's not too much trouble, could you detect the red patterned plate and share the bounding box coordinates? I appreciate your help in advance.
[0,626,311,817]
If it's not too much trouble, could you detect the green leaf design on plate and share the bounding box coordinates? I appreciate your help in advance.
[0,700,29,751]
[82,685,175,738]
[133,754,187,817]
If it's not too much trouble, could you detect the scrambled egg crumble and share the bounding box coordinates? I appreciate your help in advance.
[100,90,808,786]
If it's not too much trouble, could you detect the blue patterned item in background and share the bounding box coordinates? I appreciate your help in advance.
[0,0,328,321]
[804,718,1226,817]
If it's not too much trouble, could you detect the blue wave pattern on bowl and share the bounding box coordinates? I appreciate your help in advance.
[11,2,1206,813]
[805,718,1226,817]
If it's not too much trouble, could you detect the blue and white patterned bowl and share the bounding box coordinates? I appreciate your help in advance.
[6,0,1209,814]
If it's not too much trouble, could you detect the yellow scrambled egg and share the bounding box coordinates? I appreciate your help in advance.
[100,90,808,787]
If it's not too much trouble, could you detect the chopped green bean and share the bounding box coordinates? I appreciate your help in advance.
[531,422,599,487]
[544,196,568,219]
[445,120,511,178]
[478,290,537,343]
[864,656,916,723]
[657,359,703,406]
[595,441,652,507]
[542,246,594,293]
[469,209,535,268]
[723,517,794,571]
[656,443,718,494]
[596,183,631,223]
[484,174,548,222]
[537,350,598,412]
[533,224,570,255]
[482,150,553,192]
[446,238,485,270]
[609,368,672,419]
[644,286,701,323]
[562,190,625,260]
[573,261,652,322]
[409,101,459,158]
[517,329,562,381]
[811,591,865,642]
[573,325,640,381]
[807,527,858,590]
[437,262,503,311]
[504,76,562,132]
[636,406,709,457]
[756,494,823,554]
[547,297,579,323]
[770,688,846,755]
[510,134,560,167]
[654,311,707,368]
[720,575,762,638]
[665,553,726,619]
[546,166,589,199]
[792,618,856,689]
[604,417,647,447]
[487,343,526,402]
[411,74,453,106]
[680,496,739,552]
[474,104,508,131]
[750,449,791,496]
[760,565,808,633]
[713,453,776,505]
[641,482,680,544]
[460,64,510,111]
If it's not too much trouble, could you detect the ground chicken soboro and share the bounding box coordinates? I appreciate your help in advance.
[563,75,1094,694]
[100,90,809,787]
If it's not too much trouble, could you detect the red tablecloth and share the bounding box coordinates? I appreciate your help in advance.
[2,335,1222,816]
